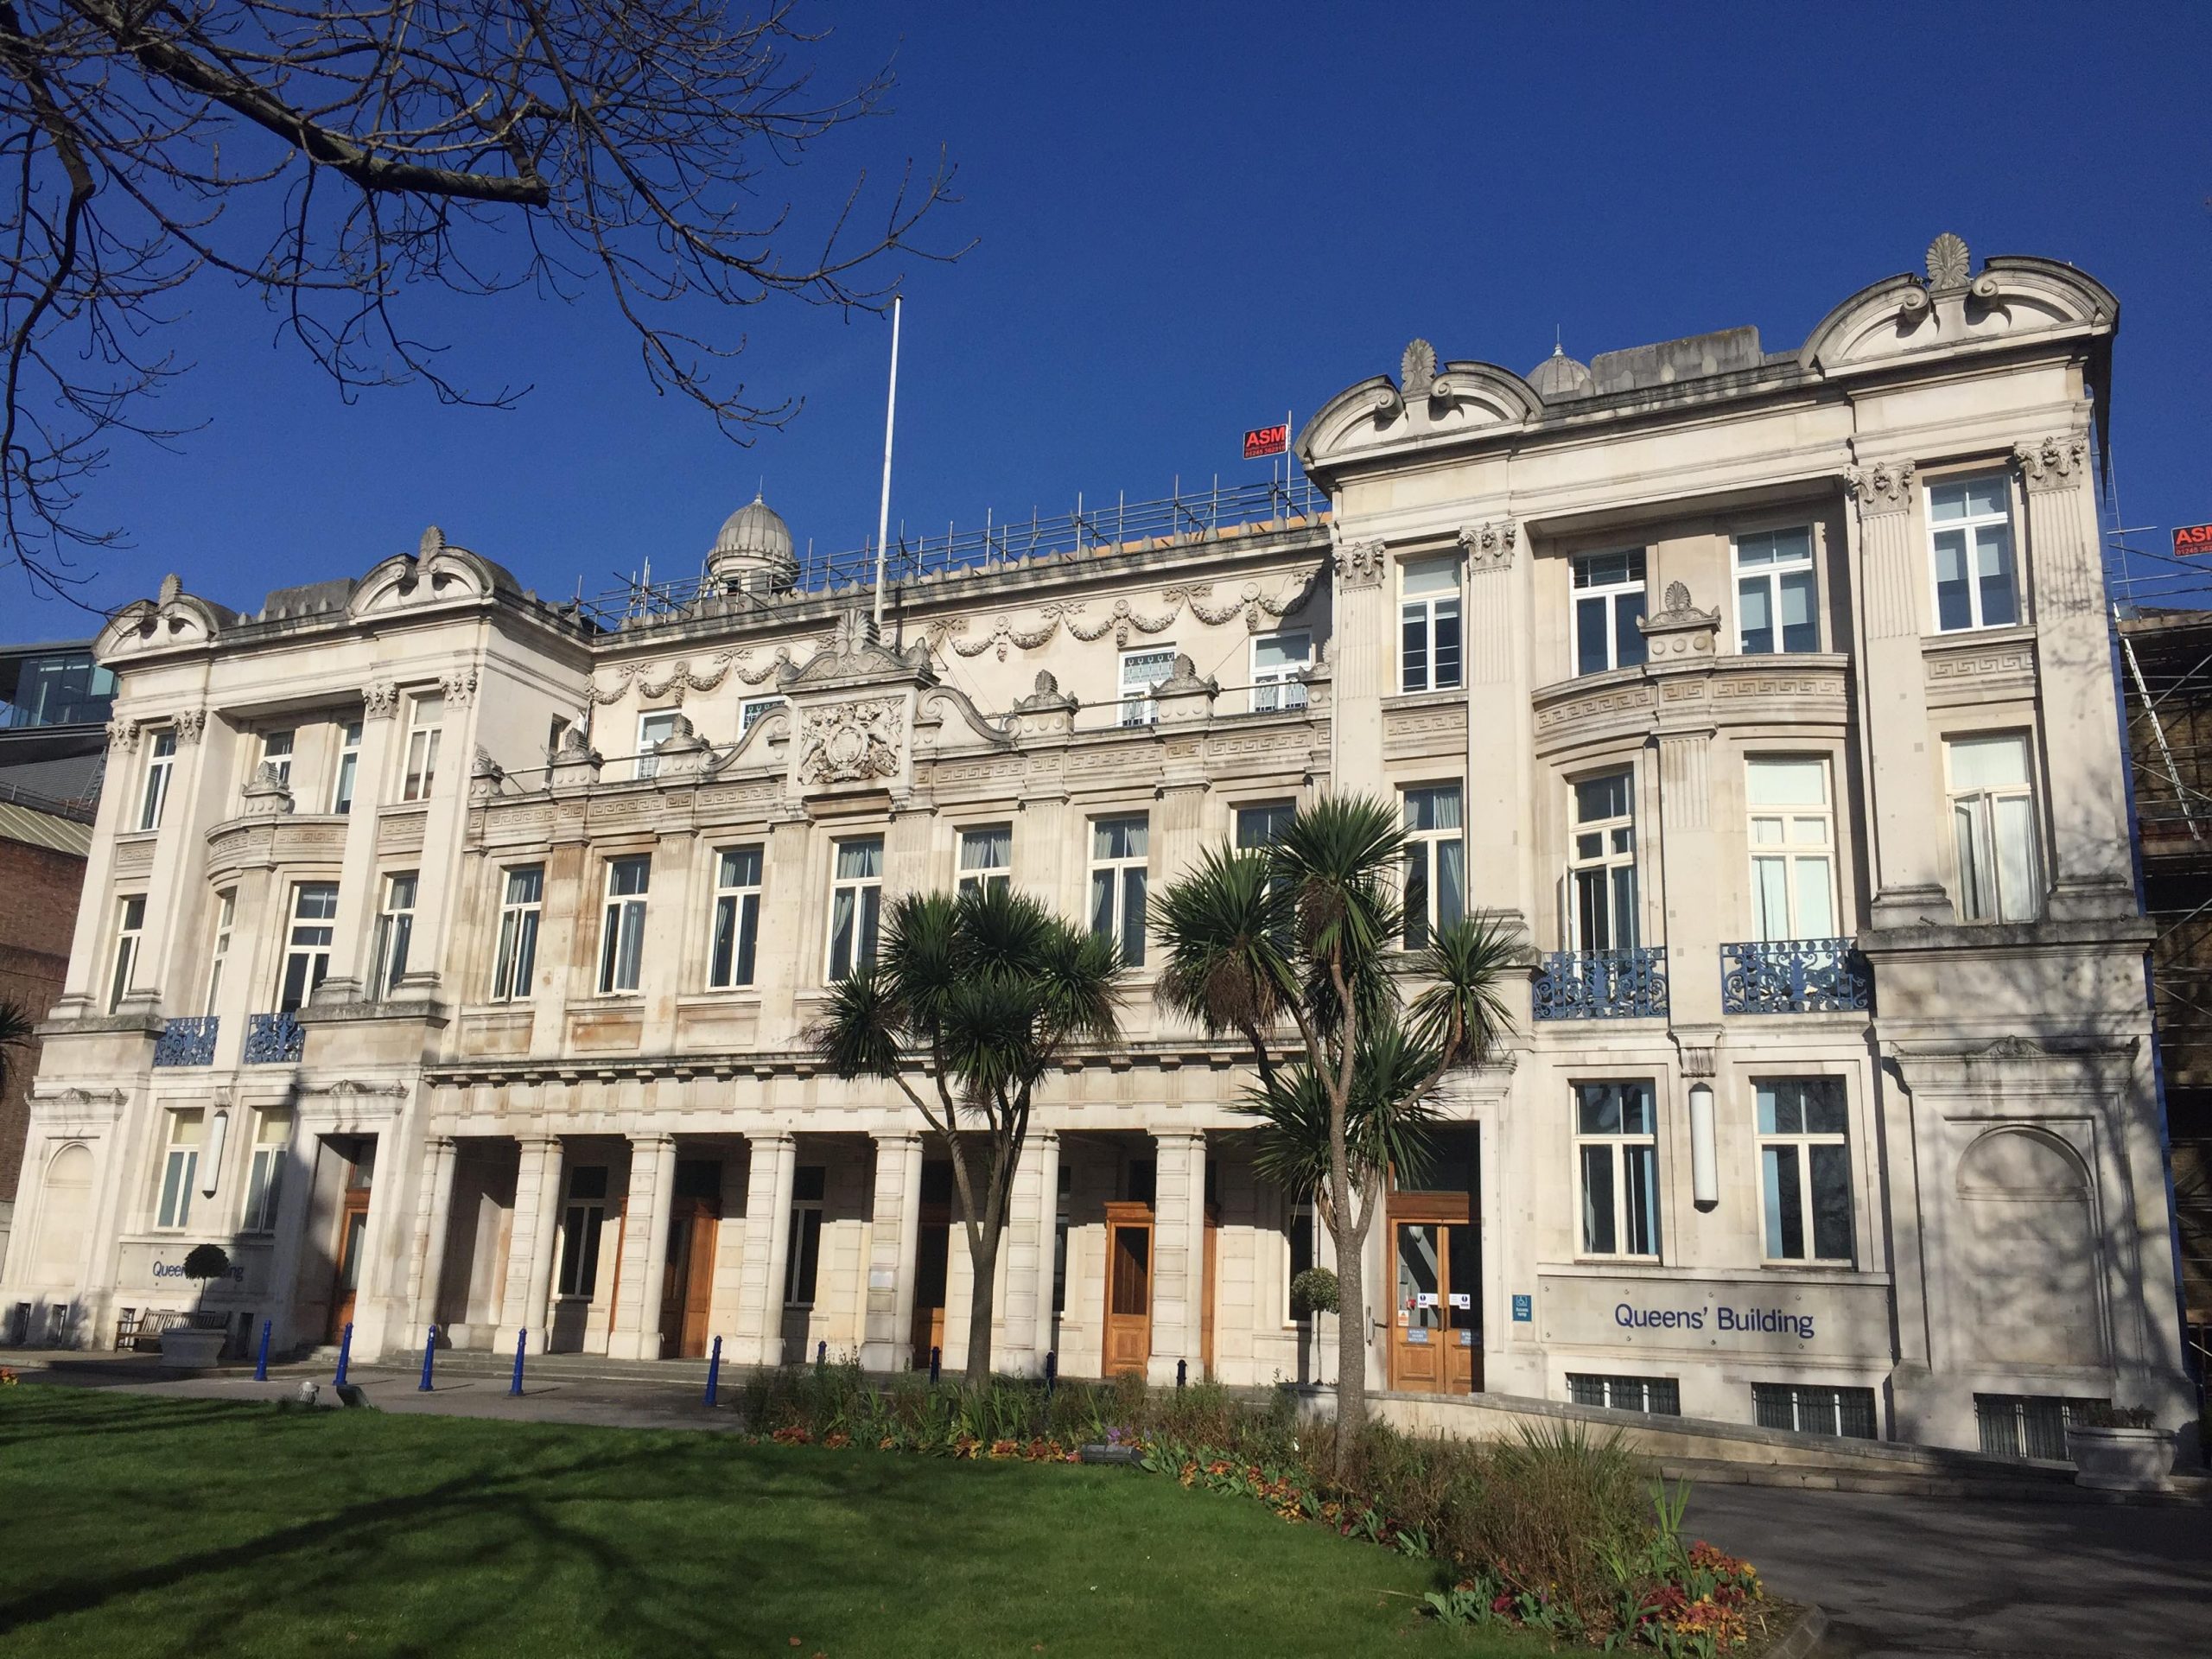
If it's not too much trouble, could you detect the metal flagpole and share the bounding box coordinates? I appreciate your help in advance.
[871,294,903,634]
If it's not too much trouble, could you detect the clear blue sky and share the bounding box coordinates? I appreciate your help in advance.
[17,1,2210,630]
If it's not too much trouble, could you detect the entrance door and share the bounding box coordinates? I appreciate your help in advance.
[657,1198,720,1359]
[911,1221,950,1370]
[1388,1206,1482,1394]
[1103,1201,1153,1376]
[327,1188,371,1344]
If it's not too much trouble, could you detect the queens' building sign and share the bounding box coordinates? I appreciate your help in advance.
[0,235,2196,1462]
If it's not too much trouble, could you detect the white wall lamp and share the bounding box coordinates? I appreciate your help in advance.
[201,1108,229,1199]
[1688,1084,1719,1211]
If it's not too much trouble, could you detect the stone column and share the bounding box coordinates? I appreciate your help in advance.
[1147,1129,1207,1385]
[1847,459,1948,927]
[860,1130,924,1372]
[1460,520,1533,919]
[2017,434,2134,917]
[1029,1131,1062,1364]
[608,1133,677,1360]
[408,1136,460,1331]
[324,685,398,993]
[499,1135,564,1352]
[1330,537,1390,796]
[997,1135,1051,1376]
[734,1131,797,1365]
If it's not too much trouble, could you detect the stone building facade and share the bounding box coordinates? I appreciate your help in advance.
[0,235,2194,1455]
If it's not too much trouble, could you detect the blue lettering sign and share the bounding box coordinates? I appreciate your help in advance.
[1510,1294,1532,1323]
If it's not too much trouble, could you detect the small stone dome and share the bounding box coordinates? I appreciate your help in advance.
[708,493,798,591]
[1528,342,1593,401]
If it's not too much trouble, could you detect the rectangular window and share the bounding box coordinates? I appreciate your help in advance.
[1567,1374,1681,1415]
[827,837,884,982]
[1948,734,2042,923]
[1252,631,1313,712]
[1400,556,1464,693]
[493,865,543,1001]
[1119,646,1177,728]
[556,1166,608,1298]
[1746,759,1836,940]
[156,1109,204,1230]
[1286,1200,1315,1323]
[1402,785,1465,949]
[1236,801,1296,850]
[740,696,785,734]
[1573,550,1648,676]
[1758,1079,1853,1263]
[370,871,418,999]
[957,825,1013,897]
[331,721,362,813]
[108,894,146,1014]
[205,888,235,1014]
[1929,474,2018,632]
[240,1109,291,1232]
[1089,815,1150,968]
[139,730,176,830]
[1752,1382,1878,1440]
[1053,1165,1071,1317]
[1575,1081,1659,1258]
[279,883,339,1012]
[784,1165,827,1306]
[598,855,651,994]
[1735,528,1819,654]
[1974,1393,2106,1461]
[1568,772,1637,950]
[709,846,763,988]
[635,709,678,780]
[401,692,443,803]
[261,729,295,788]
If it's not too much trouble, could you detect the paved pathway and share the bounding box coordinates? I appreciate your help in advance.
[21,1358,2210,1655]
[1686,1482,2212,1658]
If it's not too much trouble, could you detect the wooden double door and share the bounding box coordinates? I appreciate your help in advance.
[657,1196,720,1359]
[1387,1195,1481,1395]
[1100,1200,1218,1378]
[326,1185,372,1344]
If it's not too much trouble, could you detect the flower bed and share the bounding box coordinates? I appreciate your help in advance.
[737,1364,1786,1653]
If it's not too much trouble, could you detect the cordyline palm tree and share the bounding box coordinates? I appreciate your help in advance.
[0,998,36,1098]
[811,884,1122,1384]
[1155,796,1520,1445]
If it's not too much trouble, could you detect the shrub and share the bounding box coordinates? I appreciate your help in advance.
[2072,1402,2158,1430]
[1288,1267,1338,1318]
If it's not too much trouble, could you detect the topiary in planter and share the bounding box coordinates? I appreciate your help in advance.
[1289,1268,1338,1320]
[182,1243,232,1284]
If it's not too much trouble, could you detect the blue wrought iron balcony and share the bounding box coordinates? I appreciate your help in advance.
[151,1015,218,1067]
[243,1012,306,1065]
[1719,938,1873,1015]
[1533,947,1669,1020]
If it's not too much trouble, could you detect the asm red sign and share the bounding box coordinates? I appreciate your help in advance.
[2175,523,2212,557]
[1243,423,1288,460]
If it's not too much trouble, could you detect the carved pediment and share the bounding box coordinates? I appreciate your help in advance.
[98,574,242,664]
[781,609,934,692]
[1300,359,1543,477]
[349,531,516,619]
[1799,234,2117,376]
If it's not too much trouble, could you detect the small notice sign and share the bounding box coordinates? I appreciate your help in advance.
[2176,524,2212,557]
[1511,1294,1533,1323]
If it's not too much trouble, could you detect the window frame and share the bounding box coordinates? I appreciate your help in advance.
[1573,1080,1660,1260]
[1088,813,1150,968]
[139,728,177,830]
[1733,526,1820,655]
[1401,783,1466,950]
[331,720,362,813]
[108,893,146,1014]
[1118,645,1178,728]
[1398,555,1464,694]
[556,1166,609,1299]
[260,728,296,789]
[1572,550,1649,677]
[957,824,1013,897]
[492,864,544,1002]
[825,836,885,982]
[635,709,679,780]
[370,870,418,999]
[278,881,339,1013]
[1285,1197,1315,1326]
[1755,1077,1855,1266]
[739,695,786,735]
[239,1109,291,1233]
[1926,472,2019,634]
[708,844,764,989]
[1945,732,2044,924]
[1251,629,1313,713]
[155,1108,204,1230]
[1567,770,1638,950]
[783,1165,828,1306]
[597,855,652,995]
[400,691,444,804]
[1745,757,1838,942]
[205,887,235,1014]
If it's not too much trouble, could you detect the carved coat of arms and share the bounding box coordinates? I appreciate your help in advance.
[800,698,902,786]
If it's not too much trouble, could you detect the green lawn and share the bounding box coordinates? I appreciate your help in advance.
[0,1388,1543,1659]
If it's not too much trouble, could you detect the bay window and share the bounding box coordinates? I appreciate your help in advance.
[1947,734,2042,923]
[278,883,338,1012]
[1568,772,1637,950]
[1746,759,1836,940]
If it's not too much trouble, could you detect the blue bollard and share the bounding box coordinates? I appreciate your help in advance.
[419,1326,437,1391]
[253,1319,272,1382]
[509,1328,527,1397]
[1045,1350,1057,1395]
[929,1345,941,1385]
[703,1335,722,1408]
[816,1339,826,1370]
[1177,1358,1187,1389]
[334,1322,353,1388]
